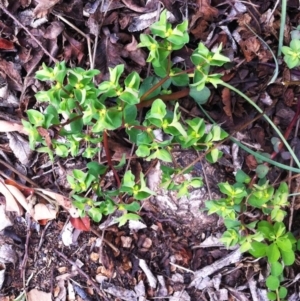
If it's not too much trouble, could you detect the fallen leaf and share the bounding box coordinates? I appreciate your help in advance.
[33,0,60,18]
[70,216,90,231]
[32,203,57,221]
[0,204,12,232]
[239,37,261,62]
[124,36,146,66]
[4,179,34,197]
[34,188,80,218]
[0,60,22,91]
[63,32,85,64]
[245,155,257,170]
[221,87,232,121]
[7,132,32,166]
[5,184,30,212]
[0,120,28,135]
[0,180,23,215]
[27,289,52,301]
[44,21,65,39]
[0,38,15,51]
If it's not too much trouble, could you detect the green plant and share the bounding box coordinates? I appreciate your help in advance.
[282,38,300,68]
[23,10,230,225]
[206,170,300,300]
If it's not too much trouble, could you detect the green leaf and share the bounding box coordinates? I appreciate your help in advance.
[266,243,280,263]
[189,86,211,104]
[235,170,251,184]
[266,275,280,290]
[257,221,273,238]
[146,99,167,123]
[139,76,161,100]
[124,71,140,90]
[120,202,140,212]
[220,229,239,248]
[109,64,124,85]
[88,208,103,223]
[120,171,135,192]
[281,250,295,266]
[278,286,287,299]
[224,219,241,229]
[256,164,269,179]
[206,148,222,163]
[170,68,189,86]
[273,222,286,238]
[123,104,137,123]
[35,63,55,81]
[249,241,267,258]
[87,162,107,177]
[266,292,277,301]
[27,109,45,127]
[55,144,69,157]
[69,114,83,133]
[136,145,151,157]
[145,147,172,162]
[115,213,141,227]
[270,261,284,277]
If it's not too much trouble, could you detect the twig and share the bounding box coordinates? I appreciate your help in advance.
[20,213,32,283]
[54,250,109,300]
[0,159,40,188]
[90,228,119,254]
[52,12,92,68]
[37,221,52,252]
[0,3,58,63]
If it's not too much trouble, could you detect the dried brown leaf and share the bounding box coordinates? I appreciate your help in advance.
[7,132,32,166]
[239,37,261,62]
[124,36,146,66]
[0,38,15,51]
[245,155,257,170]
[32,203,57,221]
[5,184,29,212]
[44,21,65,39]
[95,34,125,78]
[0,180,23,215]
[0,60,22,91]
[221,87,232,120]
[63,32,85,64]
[0,120,28,135]
[33,0,60,18]
[34,188,79,218]
[27,289,52,301]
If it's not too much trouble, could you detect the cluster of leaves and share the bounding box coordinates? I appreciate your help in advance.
[206,170,300,300]
[282,25,300,68]
[23,10,230,225]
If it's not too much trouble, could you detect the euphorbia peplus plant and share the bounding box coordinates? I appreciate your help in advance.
[23,10,230,225]
[206,169,300,301]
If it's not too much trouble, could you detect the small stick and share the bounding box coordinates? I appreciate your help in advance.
[54,250,109,300]
[20,213,32,283]
[0,3,58,63]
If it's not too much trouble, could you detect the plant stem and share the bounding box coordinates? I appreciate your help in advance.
[220,81,300,169]
[137,88,190,108]
[140,76,170,101]
[278,0,287,57]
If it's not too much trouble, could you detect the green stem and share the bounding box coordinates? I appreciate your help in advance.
[219,81,300,169]
[278,0,287,57]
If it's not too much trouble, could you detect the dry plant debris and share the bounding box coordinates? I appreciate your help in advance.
[0,0,300,301]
